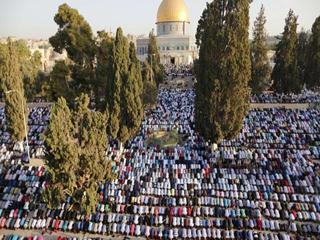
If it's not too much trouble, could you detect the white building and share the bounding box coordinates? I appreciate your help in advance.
[0,37,67,73]
[25,39,67,73]
[136,0,198,65]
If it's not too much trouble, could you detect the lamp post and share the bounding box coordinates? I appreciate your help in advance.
[5,90,30,161]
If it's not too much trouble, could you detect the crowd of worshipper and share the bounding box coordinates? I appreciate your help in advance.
[0,235,44,240]
[165,64,193,79]
[0,88,320,239]
[0,107,50,164]
[251,90,320,104]
[0,235,105,240]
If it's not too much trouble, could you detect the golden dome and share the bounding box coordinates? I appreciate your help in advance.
[156,0,190,23]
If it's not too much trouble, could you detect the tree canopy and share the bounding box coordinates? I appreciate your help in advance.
[272,10,300,93]
[0,40,28,142]
[195,0,251,143]
[147,32,165,86]
[95,31,114,109]
[49,5,145,144]
[105,28,144,143]
[250,5,272,94]
[50,60,73,101]
[14,41,42,99]
[43,94,114,213]
[142,61,158,108]
[306,16,320,88]
[296,30,310,88]
[121,42,144,139]
[49,3,97,96]
[0,39,42,101]
[106,28,128,140]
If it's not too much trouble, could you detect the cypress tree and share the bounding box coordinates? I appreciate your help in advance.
[142,61,158,108]
[106,28,129,139]
[73,94,113,213]
[195,0,251,143]
[43,94,114,213]
[129,42,143,95]
[107,69,121,139]
[0,43,7,87]
[272,10,300,93]
[0,40,28,142]
[118,42,144,143]
[250,5,272,94]
[147,32,165,86]
[297,30,309,88]
[120,42,144,141]
[306,16,320,88]
[96,31,113,110]
[43,97,78,208]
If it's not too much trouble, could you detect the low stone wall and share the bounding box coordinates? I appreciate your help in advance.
[0,102,312,110]
[0,102,52,108]
[250,103,310,109]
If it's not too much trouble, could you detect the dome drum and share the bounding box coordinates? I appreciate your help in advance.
[157,21,189,36]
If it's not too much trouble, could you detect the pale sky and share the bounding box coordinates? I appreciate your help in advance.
[0,0,319,39]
